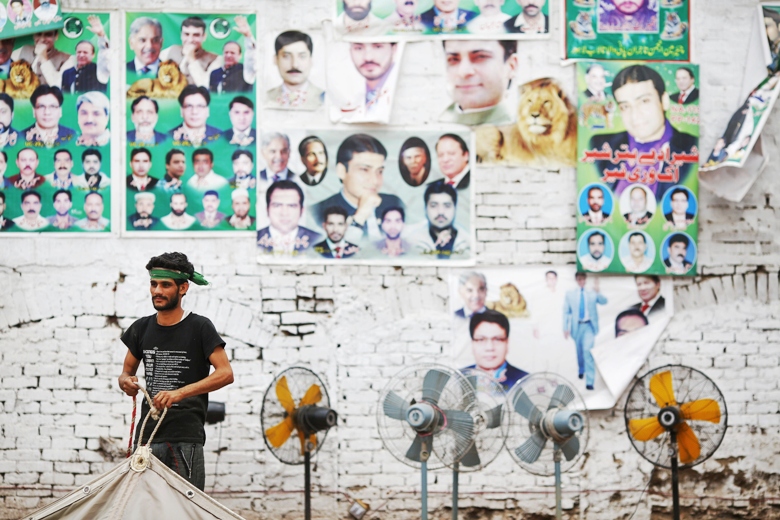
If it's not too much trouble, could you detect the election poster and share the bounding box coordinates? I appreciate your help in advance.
[576,60,699,276]
[123,12,257,236]
[0,13,112,234]
[563,0,691,62]
[256,128,474,265]
[0,0,63,40]
[263,29,327,112]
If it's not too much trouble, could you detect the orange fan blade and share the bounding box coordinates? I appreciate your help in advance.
[276,376,296,415]
[265,416,295,448]
[309,433,318,451]
[299,384,322,407]
[628,416,665,442]
[649,371,676,408]
[681,399,721,424]
[677,422,701,464]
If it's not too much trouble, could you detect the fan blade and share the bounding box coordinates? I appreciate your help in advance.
[677,422,701,464]
[443,409,475,442]
[406,434,431,462]
[513,391,543,425]
[548,384,575,410]
[484,404,503,429]
[275,376,296,415]
[459,442,481,468]
[559,436,580,462]
[422,369,450,404]
[299,384,322,407]
[628,416,665,442]
[649,371,676,408]
[466,375,478,390]
[383,390,410,421]
[681,399,721,423]
[515,430,546,464]
[265,416,295,448]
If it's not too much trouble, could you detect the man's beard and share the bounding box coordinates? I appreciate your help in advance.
[152,290,180,311]
[172,208,186,216]
[345,2,370,20]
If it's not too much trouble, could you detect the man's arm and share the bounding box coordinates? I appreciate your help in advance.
[87,15,110,84]
[563,294,572,339]
[233,16,256,84]
[153,345,234,409]
[118,350,141,396]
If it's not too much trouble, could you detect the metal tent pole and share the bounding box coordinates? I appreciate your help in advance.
[452,463,459,520]
[670,431,680,520]
[554,448,563,520]
[304,450,311,520]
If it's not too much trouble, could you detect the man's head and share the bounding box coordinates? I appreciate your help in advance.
[83,192,103,222]
[0,151,6,177]
[261,132,291,175]
[232,149,254,178]
[299,136,328,177]
[610,0,646,16]
[336,134,387,201]
[192,148,213,178]
[145,252,195,309]
[170,192,188,216]
[436,133,470,180]
[443,40,517,110]
[667,234,689,264]
[670,188,689,215]
[75,41,95,69]
[130,148,152,177]
[165,149,186,179]
[0,93,12,131]
[469,310,510,371]
[10,0,24,16]
[0,191,5,216]
[675,67,695,93]
[129,17,163,67]
[202,190,220,214]
[178,85,210,129]
[134,191,155,218]
[130,96,159,134]
[459,271,487,313]
[350,42,396,81]
[518,0,544,17]
[343,0,371,21]
[274,31,314,87]
[53,149,72,178]
[180,17,207,50]
[611,65,669,144]
[228,96,254,133]
[424,182,457,230]
[31,85,64,130]
[395,0,418,17]
[265,180,304,235]
[33,31,58,51]
[322,206,349,243]
[635,275,660,303]
[474,0,505,16]
[380,206,405,240]
[20,190,41,217]
[587,186,604,213]
[628,232,647,260]
[399,137,430,186]
[52,189,71,216]
[585,63,606,95]
[76,91,110,139]
[82,149,101,175]
[545,270,557,289]
[615,309,648,337]
[0,39,14,66]
[434,0,459,14]
[16,147,38,177]
[222,41,242,69]
[575,271,587,288]
[587,231,605,260]
[231,188,250,218]
[629,186,647,213]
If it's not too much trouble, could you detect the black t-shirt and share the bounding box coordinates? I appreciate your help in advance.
[121,313,225,445]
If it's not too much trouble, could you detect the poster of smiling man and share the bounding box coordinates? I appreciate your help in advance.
[563,0,691,61]
[123,12,257,235]
[576,60,699,276]
[0,13,112,235]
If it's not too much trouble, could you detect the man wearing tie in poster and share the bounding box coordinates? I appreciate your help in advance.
[24,85,75,147]
[224,96,256,148]
[195,190,225,229]
[266,31,324,110]
[670,67,698,105]
[62,16,110,93]
[454,271,487,320]
[664,187,695,230]
[420,0,476,32]
[343,42,398,120]
[126,148,157,192]
[8,148,44,189]
[629,275,665,317]
[504,0,549,34]
[126,17,163,76]
[0,39,14,80]
[579,231,611,272]
[463,310,528,391]
[260,132,296,183]
[563,272,607,390]
[0,93,18,148]
[313,206,360,259]
[75,148,109,190]
[299,136,328,187]
[663,233,692,274]
[44,148,74,189]
[582,185,609,224]
[432,134,470,190]
[408,182,469,259]
[257,180,320,255]
[207,17,256,92]
[622,186,653,226]
[127,96,168,147]
[169,85,221,147]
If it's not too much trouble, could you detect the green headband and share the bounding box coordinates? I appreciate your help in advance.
[149,268,209,286]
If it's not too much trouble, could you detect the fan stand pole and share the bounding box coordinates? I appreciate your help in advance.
[670,431,680,520]
[421,460,428,520]
[553,446,563,520]
[452,463,459,520]
[304,449,311,520]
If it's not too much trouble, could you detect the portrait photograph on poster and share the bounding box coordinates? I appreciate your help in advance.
[0,12,112,234]
[263,29,326,111]
[256,128,474,265]
[576,60,699,276]
[0,0,63,39]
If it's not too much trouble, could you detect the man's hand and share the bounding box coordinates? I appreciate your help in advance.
[86,15,106,39]
[34,43,49,61]
[118,374,139,397]
[434,228,452,248]
[153,389,185,409]
[233,15,252,39]
[352,194,382,225]
[182,43,198,62]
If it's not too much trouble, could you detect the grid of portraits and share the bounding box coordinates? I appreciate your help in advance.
[123,12,257,234]
[0,0,63,40]
[0,12,112,234]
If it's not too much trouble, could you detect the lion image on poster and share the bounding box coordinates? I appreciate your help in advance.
[0,60,39,99]
[486,283,531,318]
[476,78,577,169]
[127,60,188,98]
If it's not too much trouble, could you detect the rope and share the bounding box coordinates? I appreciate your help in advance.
[126,394,136,458]
[128,386,168,452]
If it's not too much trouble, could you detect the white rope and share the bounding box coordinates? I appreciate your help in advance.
[135,386,168,447]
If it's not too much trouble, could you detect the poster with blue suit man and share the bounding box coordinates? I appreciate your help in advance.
[563,272,607,390]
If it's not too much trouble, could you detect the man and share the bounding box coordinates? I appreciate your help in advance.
[433,133,470,189]
[0,39,12,79]
[545,270,557,292]
[223,96,255,148]
[158,16,218,87]
[62,16,110,94]
[589,64,698,199]
[229,149,256,189]
[158,149,186,192]
[408,182,470,259]
[118,252,233,491]
[195,190,225,229]
[126,17,163,76]
[421,0,476,32]
[257,180,320,255]
[299,136,328,186]
[630,275,665,317]
[126,148,157,192]
[664,187,695,229]
[621,232,653,273]
[398,137,430,187]
[454,271,487,319]
[337,42,399,122]
[75,191,108,231]
[128,191,159,230]
[705,138,728,166]
[335,0,383,35]
[0,92,18,149]
[439,40,518,126]
[24,85,75,147]
[207,17,256,92]
[9,0,30,25]
[374,206,410,256]
[187,148,228,190]
[11,30,71,86]
[598,0,657,32]
[463,310,528,391]
[0,191,14,230]
[765,8,780,71]
[614,309,648,337]
[670,67,698,105]
[13,190,47,230]
[622,186,653,226]
[563,272,607,390]
[75,148,109,190]
[161,192,196,230]
[580,231,611,272]
[75,91,110,147]
[227,188,255,230]
[260,132,296,183]
[169,85,221,147]
[664,233,692,274]
[33,0,57,22]
[266,31,324,110]
[309,134,403,242]
[44,149,75,189]
[47,189,76,230]
[584,63,607,102]
[127,96,167,146]
[8,148,44,189]
[505,0,548,34]
[314,206,360,259]
[384,0,424,32]
[582,185,609,224]
[467,0,510,33]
